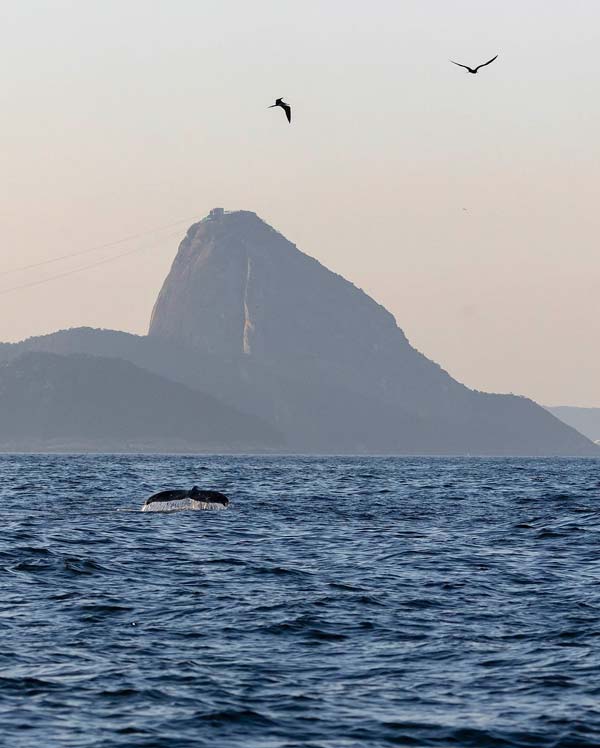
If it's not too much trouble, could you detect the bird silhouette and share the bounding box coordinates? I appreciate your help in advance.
[450,55,498,74]
[269,98,291,123]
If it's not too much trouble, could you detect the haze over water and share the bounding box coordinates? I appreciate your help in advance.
[2,454,599,747]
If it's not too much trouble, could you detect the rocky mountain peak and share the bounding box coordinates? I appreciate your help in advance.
[148,209,407,365]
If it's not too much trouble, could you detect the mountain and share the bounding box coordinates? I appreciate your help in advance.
[0,352,281,452]
[0,208,596,455]
[147,208,596,455]
[547,407,600,443]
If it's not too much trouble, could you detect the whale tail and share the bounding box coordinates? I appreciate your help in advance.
[141,486,230,512]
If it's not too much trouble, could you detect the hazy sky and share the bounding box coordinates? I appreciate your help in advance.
[1,1,599,406]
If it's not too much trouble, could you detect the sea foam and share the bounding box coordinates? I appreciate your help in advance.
[141,499,228,513]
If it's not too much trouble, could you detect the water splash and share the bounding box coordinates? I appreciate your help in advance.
[141,498,229,512]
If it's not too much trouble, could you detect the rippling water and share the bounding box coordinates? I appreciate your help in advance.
[1,455,600,747]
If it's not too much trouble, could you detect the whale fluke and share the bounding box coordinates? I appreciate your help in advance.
[142,485,230,512]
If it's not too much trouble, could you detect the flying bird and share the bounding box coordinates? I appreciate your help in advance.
[269,98,291,123]
[450,54,498,74]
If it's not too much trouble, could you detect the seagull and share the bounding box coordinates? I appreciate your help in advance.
[450,54,498,74]
[269,97,291,123]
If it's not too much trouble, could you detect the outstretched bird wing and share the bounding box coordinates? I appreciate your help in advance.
[281,102,291,123]
[475,54,498,71]
[450,60,472,71]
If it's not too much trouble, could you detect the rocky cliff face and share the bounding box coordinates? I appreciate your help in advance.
[149,209,464,416]
[151,208,409,361]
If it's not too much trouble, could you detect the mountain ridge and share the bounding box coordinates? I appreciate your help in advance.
[0,350,281,452]
[547,406,600,443]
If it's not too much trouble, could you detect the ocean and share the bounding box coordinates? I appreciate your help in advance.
[1,454,599,747]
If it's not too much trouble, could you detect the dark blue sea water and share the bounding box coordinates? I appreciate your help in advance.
[1,455,600,747]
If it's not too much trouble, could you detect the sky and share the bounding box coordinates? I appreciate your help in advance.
[0,0,599,406]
